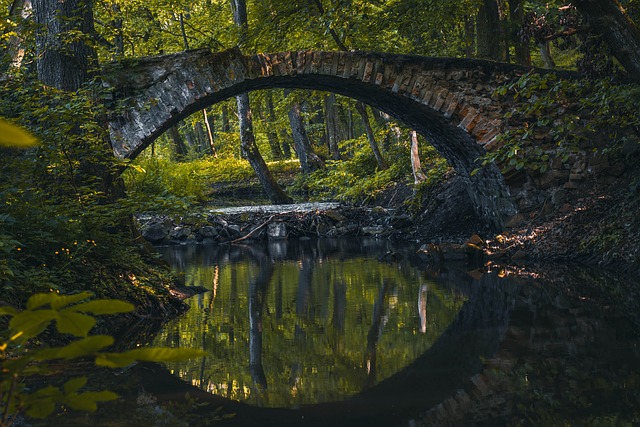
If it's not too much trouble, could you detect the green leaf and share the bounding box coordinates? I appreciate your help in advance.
[55,311,96,336]
[25,385,61,418]
[64,391,118,412]
[26,291,94,311]
[0,306,18,316]
[63,377,88,394]
[50,291,94,310]
[26,293,59,310]
[71,300,134,315]
[9,309,57,342]
[34,335,114,360]
[0,119,38,148]
[96,347,206,368]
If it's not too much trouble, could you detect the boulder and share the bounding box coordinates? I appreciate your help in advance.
[169,226,191,241]
[141,218,173,244]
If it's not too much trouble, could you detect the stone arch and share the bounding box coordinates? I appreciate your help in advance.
[103,48,524,230]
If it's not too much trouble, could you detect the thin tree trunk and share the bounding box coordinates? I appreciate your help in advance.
[573,0,640,82]
[168,126,187,159]
[5,0,31,71]
[355,102,387,170]
[111,2,124,58]
[410,131,427,184]
[539,42,556,69]
[231,0,291,204]
[221,105,230,132]
[202,109,217,157]
[324,93,342,160]
[464,15,475,58]
[509,0,531,65]
[288,102,324,174]
[260,93,284,159]
[238,93,293,203]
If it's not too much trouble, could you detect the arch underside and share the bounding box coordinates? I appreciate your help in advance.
[106,54,517,231]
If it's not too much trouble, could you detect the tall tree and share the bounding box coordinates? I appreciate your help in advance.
[476,0,506,60]
[32,0,96,91]
[230,0,292,204]
[573,0,640,82]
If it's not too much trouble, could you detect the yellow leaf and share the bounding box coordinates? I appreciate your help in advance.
[0,119,38,148]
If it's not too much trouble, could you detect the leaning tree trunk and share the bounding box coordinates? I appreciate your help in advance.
[33,0,96,91]
[231,0,291,204]
[573,0,640,83]
[238,93,293,204]
[355,101,387,170]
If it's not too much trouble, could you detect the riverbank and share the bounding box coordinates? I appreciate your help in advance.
[136,165,640,278]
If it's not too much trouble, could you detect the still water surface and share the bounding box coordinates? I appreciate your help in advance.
[149,238,640,425]
[154,238,461,408]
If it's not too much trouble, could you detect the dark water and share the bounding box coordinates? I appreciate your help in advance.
[154,238,456,408]
[143,238,640,426]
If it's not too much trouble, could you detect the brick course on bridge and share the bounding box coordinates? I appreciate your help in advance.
[102,48,546,231]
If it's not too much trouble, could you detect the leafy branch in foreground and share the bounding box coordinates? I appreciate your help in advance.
[0,292,205,427]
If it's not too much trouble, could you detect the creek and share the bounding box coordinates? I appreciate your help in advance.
[140,237,640,426]
[49,238,640,427]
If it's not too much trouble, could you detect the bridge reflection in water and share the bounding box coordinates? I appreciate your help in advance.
[139,239,638,427]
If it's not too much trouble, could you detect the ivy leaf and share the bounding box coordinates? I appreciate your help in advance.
[63,377,88,394]
[9,309,57,342]
[0,119,38,148]
[71,300,134,315]
[64,391,118,412]
[34,335,114,360]
[50,291,94,310]
[26,291,94,311]
[25,385,61,418]
[56,311,96,337]
[0,306,18,316]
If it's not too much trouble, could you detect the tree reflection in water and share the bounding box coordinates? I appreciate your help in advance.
[155,238,463,408]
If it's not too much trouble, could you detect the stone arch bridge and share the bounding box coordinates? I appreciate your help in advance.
[102,48,549,231]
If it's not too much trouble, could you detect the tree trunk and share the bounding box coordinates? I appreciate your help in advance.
[260,93,284,159]
[324,93,342,160]
[202,109,217,157]
[509,0,531,65]
[355,102,387,170]
[221,105,230,132]
[476,0,506,60]
[33,0,96,91]
[237,94,292,203]
[288,102,324,174]
[232,0,291,204]
[168,126,187,159]
[5,0,31,71]
[410,131,427,184]
[111,2,124,58]
[539,42,556,69]
[573,0,640,82]
[464,15,476,58]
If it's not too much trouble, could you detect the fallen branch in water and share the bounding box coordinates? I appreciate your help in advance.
[230,214,277,243]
